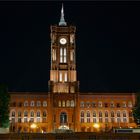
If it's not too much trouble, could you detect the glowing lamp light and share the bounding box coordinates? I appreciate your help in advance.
[30,123,37,129]
[93,123,100,129]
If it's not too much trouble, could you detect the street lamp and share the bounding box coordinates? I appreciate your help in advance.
[93,123,100,132]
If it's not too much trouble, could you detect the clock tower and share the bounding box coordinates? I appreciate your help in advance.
[48,4,79,94]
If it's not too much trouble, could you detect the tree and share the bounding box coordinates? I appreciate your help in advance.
[133,93,140,125]
[0,84,10,128]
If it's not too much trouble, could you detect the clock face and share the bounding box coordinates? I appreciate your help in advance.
[60,38,67,45]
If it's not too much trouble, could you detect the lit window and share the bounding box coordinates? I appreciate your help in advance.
[24,101,28,107]
[18,111,22,117]
[93,118,96,123]
[117,118,121,123]
[24,118,28,123]
[64,48,67,63]
[24,111,28,117]
[80,101,84,108]
[30,111,34,117]
[59,72,62,82]
[30,101,34,107]
[70,50,74,61]
[60,48,63,63]
[86,102,90,108]
[66,100,70,107]
[93,111,96,117]
[122,102,126,108]
[105,118,108,123]
[43,101,47,107]
[70,100,74,107]
[99,111,102,117]
[117,111,121,117]
[60,48,67,63]
[92,102,96,107]
[52,49,56,61]
[111,111,114,117]
[58,101,61,107]
[62,101,65,107]
[98,101,102,107]
[123,118,127,123]
[37,118,40,123]
[123,111,127,117]
[43,111,47,117]
[37,101,41,107]
[64,72,67,82]
[87,111,90,117]
[37,111,41,117]
[99,118,102,123]
[110,102,114,108]
[11,111,15,117]
[105,111,108,117]
[81,111,84,117]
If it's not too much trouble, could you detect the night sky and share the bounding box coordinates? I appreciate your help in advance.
[0,1,140,93]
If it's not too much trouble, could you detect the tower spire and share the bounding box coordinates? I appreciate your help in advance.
[59,3,67,26]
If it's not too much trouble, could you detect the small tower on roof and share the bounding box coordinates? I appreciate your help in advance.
[59,4,67,26]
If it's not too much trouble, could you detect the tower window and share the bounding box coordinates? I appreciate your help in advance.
[59,72,62,82]
[64,72,67,82]
[60,48,67,63]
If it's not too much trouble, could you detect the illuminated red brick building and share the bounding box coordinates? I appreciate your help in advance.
[9,5,136,133]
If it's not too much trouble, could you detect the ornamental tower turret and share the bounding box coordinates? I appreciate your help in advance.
[48,4,79,93]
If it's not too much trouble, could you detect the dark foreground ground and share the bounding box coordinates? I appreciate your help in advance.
[0,132,140,140]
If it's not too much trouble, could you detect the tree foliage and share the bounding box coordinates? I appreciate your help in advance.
[0,84,10,128]
[133,93,140,125]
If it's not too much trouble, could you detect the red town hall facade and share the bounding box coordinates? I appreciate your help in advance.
[9,5,136,133]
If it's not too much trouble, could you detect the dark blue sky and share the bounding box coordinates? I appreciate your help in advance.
[0,1,140,92]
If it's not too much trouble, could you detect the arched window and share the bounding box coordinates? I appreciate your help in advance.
[24,111,28,117]
[93,111,96,117]
[122,102,126,108]
[117,111,121,117]
[80,101,84,108]
[24,101,28,107]
[92,102,96,107]
[43,111,47,117]
[30,101,34,107]
[98,101,102,107]
[11,111,15,117]
[105,111,108,117]
[111,111,114,117]
[86,102,90,108]
[87,111,90,123]
[18,111,21,117]
[123,111,127,117]
[30,111,34,117]
[37,101,41,107]
[58,100,61,107]
[71,100,74,107]
[60,112,67,123]
[62,100,65,107]
[80,111,84,123]
[66,100,70,107]
[81,111,84,117]
[110,101,114,108]
[87,111,90,117]
[36,111,41,117]
[64,72,67,82]
[43,101,47,107]
[99,111,102,117]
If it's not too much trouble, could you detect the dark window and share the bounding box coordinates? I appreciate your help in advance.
[104,103,108,108]
[117,103,120,108]
[60,112,67,123]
